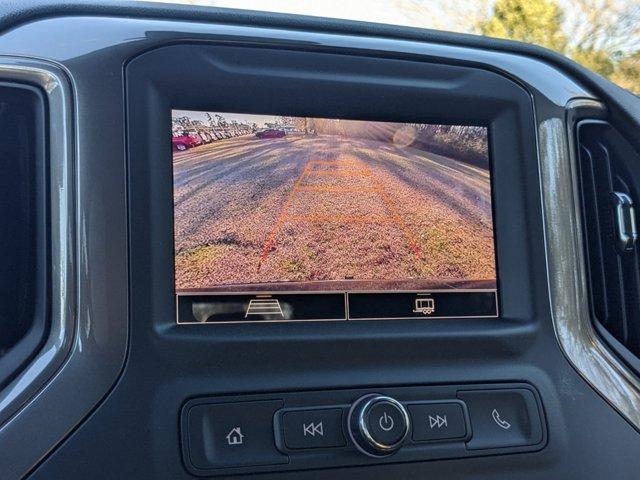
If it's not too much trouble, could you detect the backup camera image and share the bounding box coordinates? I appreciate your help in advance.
[172,110,496,294]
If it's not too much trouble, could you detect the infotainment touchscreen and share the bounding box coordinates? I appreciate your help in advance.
[172,111,498,323]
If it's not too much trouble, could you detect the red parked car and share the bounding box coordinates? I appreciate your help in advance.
[255,128,286,139]
[172,134,202,151]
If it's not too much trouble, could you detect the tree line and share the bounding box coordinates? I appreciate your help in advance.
[478,0,639,94]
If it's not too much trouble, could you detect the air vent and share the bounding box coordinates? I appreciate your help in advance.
[577,120,640,363]
[0,82,47,389]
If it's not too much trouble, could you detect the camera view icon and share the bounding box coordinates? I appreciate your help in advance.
[245,296,284,318]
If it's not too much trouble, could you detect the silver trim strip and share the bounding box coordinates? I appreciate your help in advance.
[0,58,76,479]
[540,102,640,430]
[0,58,75,426]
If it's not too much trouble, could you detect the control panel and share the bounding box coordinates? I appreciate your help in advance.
[180,383,546,476]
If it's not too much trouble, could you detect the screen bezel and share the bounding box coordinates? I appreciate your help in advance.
[127,42,542,332]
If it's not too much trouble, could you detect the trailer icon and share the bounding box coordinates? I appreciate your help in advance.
[413,297,435,315]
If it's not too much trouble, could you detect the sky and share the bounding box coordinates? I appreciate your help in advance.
[140,0,639,49]
[201,0,637,31]
[141,0,489,32]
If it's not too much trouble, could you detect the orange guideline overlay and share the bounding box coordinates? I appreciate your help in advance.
[258,159,422,271]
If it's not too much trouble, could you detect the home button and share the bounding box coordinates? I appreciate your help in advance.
[185,400,288,470]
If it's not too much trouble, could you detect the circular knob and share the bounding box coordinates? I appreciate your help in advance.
[347,394,410,457]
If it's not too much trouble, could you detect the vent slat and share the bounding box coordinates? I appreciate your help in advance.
[577,120,640,357]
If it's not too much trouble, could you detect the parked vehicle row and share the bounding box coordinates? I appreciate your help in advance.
[172,120,307,151]
[171,123,254,151]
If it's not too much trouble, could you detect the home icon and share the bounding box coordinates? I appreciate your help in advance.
[226,427,244,446]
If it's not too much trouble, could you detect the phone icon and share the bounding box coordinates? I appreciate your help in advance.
[491,409,512,430]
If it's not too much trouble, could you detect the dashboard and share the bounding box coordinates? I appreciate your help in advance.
[0,2,640,479]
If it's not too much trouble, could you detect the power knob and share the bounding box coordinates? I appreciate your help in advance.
[347,394,410,457]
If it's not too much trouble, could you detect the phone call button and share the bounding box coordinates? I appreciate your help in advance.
[457,388,544,450]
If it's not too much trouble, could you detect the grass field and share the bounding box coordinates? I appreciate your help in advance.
[173,133,496,292]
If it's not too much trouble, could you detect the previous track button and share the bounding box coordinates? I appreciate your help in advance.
[280,408,346,450]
